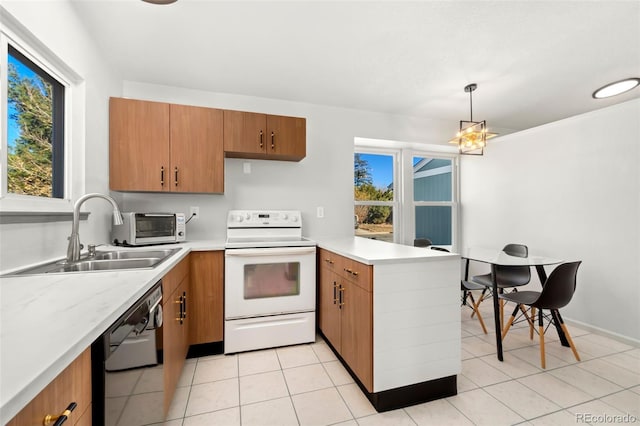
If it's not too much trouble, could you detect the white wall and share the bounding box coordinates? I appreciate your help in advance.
[119,81,453,242]
[0,2,121,271]
[460,99,640,342]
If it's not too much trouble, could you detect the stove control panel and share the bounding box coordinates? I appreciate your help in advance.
[227,210,302,228]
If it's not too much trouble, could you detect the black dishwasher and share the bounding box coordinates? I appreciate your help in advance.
[92,281,163,426]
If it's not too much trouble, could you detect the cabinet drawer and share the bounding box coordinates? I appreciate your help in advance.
[163,255,190,298]
[318,248,345,275]
[341,258,372,292]
[7,348,91,426]
[318,248,372,292]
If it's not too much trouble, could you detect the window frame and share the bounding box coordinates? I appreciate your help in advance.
[354,148,400,243]
[354,139,460,250]
[404,151,459,250]
[0,11,81,214]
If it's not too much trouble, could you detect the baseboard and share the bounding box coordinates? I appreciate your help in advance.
[563,318,640,347]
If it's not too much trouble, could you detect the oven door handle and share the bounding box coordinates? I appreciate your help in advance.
[225,247,316,257]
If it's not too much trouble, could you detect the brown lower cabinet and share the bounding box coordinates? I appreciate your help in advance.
[189,251,224,345]
[6,348,91,426]
[318,248,373,391]
[162,257,190,416]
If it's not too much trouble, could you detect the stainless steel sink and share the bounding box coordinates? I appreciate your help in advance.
[93,249,179,260]
[7,248,181,276]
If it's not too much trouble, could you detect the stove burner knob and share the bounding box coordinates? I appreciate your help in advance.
[245,213,251,220]
[292,215,299,222]
[282,214,289,220]
[235,215,244,222]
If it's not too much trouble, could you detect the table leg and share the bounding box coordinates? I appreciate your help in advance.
[492,264,504,361]
[535,265,570,347]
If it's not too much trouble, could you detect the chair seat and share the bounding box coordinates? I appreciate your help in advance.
[499,290,540,305]
[472,273,530,289]
[462,280,485,291]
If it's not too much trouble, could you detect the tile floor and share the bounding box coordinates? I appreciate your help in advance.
[147,299,638,426]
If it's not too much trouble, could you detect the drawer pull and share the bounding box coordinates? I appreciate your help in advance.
[324,258,334,264]
[44,402,77,426]
[343,267,359,277]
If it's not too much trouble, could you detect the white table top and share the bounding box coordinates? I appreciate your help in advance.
[461,247,563,266]
[0,239,225,425]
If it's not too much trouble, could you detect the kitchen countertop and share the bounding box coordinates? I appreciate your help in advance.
[0,239,225,425]
[317,237,459,265]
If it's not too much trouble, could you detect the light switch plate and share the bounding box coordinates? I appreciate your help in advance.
[243,162,251,174]
[317,207,324,218]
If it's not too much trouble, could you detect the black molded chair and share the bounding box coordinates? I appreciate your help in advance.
[414,238,432,248]
[499,261,582,368]
[430,246,487,334]
[472,244,532,325]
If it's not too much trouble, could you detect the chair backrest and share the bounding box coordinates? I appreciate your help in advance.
[414,238,432,247]
[497,244,531,286]
[503,243,528,257]
[533,261,582,309]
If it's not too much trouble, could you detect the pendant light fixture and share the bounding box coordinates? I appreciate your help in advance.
[448,83,497,155]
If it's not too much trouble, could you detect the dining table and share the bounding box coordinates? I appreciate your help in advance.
[461,247,565,361]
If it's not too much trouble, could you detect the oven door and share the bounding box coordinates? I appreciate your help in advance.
[225,246,316,319]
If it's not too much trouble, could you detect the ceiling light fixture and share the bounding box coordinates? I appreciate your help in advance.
[448,83,497,156]
[592,78,640,99]
[141,0,177,5]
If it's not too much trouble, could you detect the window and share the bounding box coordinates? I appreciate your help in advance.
[354,152,396,242]
[6,45,65,198]
[412,156,455,246]
[354,141,458,249]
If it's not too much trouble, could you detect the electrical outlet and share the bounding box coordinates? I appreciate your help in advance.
[190,206,199,220]
[317,206,324,218]
[243,162,251,174]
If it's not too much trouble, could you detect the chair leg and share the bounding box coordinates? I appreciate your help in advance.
[538,308,546,369]
[501,304,520,339]
[555,309,581,362]
[471,288,489,318]
[467,292,488,334]
[530,307,536,340]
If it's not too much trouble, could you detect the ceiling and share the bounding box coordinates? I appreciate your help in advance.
[70,0,640,143]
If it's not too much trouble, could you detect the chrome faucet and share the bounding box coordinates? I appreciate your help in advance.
[66,193,123,263]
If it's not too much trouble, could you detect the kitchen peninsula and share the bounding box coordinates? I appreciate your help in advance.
[316,237,461,411]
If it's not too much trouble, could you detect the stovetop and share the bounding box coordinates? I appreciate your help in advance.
[225,210,315,249]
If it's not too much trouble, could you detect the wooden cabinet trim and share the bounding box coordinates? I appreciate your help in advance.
[189,251,224,345]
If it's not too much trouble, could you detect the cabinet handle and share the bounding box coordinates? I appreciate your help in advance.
[338,286,345,308]
[324,258,334,265]
[343,267,359,277]
[44,402,77,426]
[174,167,179,187]
[176,295,183,323]
[333,281,338,304]
[271,131,275,150]
[259,130,264,148]
[182,291,187,319]
[160,166,165,186]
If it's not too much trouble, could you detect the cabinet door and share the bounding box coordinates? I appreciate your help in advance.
[266,114,306,161]
[318,267,341,351]
[109,97,170,192]
[163,277,189,416]
[223,110,267,156]
[340,280,373,392]
[189,251,224,345]
[170,104,224,193]
[6,348,91,426]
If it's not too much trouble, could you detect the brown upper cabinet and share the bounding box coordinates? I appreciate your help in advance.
[109,97,224,193]
[223,110,306,161]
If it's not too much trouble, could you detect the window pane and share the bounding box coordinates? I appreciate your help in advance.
[354,205,393,242]
[415,206,452,245]
[413,157,452,202]
[354,152,394,241]
[6,46,64,198]
[354,153,393,201]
